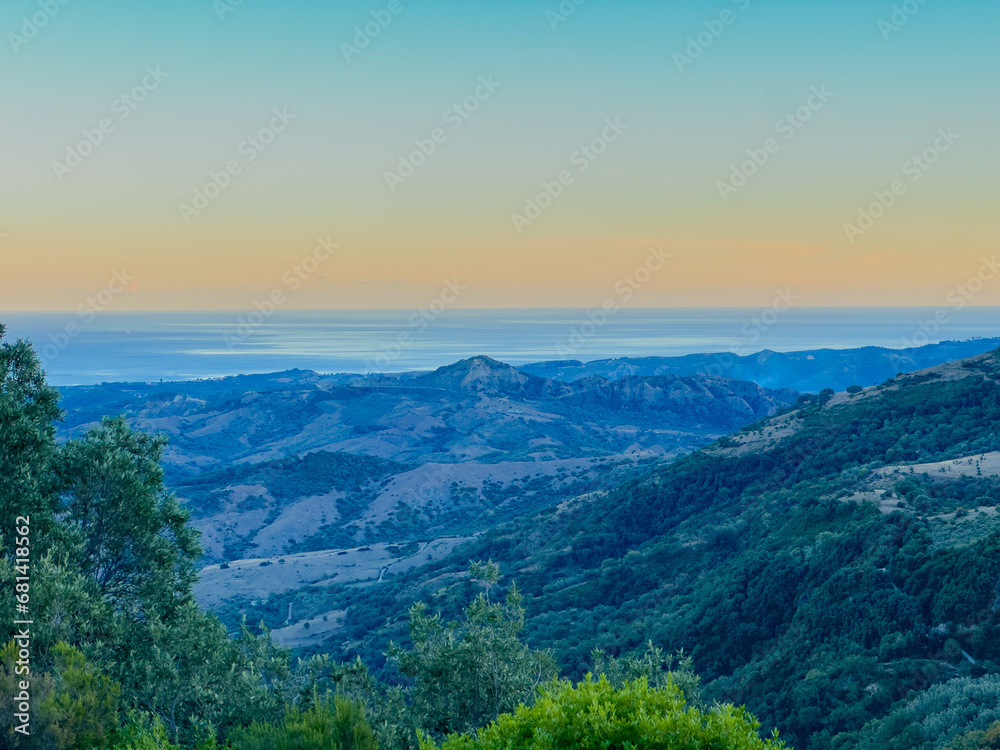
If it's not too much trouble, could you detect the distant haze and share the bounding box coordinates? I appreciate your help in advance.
[2,307,998,386]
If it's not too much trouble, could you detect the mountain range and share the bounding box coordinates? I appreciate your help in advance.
[52,338,1000,748]
[58,356,795,569]
[520,337,1000,392]
[205,347,1000,750]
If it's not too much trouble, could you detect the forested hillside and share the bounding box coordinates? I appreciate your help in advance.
[301,351,1000,750]
[1,324,785,750]
[55,356,796,631]
[7,319,1000,749]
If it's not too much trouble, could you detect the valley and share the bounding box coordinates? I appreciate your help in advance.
[57,356,797,608]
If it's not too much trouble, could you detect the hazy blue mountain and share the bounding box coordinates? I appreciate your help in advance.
[57,356,795,569]
[519,337,1000,392]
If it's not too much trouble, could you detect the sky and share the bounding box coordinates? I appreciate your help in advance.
[1,0,998,311]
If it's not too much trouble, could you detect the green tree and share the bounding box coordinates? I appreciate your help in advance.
[851,675,1000,750]
[1,639,53,747]
[2,639,120,750]
[591,641,701,705]
[0,325,293,747]
[117,608,289,745]
[419,676,785,750]
[107,712,188,750]
[0,322,61,542]
[467,561,500,603]
[947,721,1000,750]
[38,642,121,750]
[1,324,63,652]
[388,563,556,742]
[55,416,201,612]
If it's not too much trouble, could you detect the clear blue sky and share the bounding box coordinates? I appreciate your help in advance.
[1,0,998,309]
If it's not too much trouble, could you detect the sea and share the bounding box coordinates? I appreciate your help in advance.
[0,308,997,387]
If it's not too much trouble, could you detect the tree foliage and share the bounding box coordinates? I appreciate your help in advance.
[38,642,121,750]
[419,676,785,750]
[228,694,378,750]
[946,721,1000,750]
[0,322,61,543]
[0,326,288,747]
[55,417,200,610]
[388,566,556,742]
[13,323,997,749]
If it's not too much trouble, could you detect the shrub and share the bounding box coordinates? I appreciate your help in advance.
[108,713,181,749]
[388,564,556,740]
[228,695,378,750]
[39,642,121,750]
[420,676,784,750]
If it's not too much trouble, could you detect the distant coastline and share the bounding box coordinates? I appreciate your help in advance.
[1,307,998,386]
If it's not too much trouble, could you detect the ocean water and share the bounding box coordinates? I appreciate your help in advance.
[0,308,997,387]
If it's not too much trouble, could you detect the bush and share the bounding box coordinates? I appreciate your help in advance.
[108,713,181,749]
[420,676,784,750]
[590,641,701,705]
[388,563,556,740]
[228,695,378,750]
[39,642,121,750]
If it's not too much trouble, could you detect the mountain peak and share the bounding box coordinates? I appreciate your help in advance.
[414,356,548,395]
[449,355,509,369]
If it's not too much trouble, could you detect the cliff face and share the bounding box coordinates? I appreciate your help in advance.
[556,373,796,429]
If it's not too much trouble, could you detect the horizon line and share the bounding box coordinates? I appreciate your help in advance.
[4,305,1000,315]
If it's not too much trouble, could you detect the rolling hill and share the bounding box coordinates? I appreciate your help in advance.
[57,357,796,586]
[270,348,1000,750]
